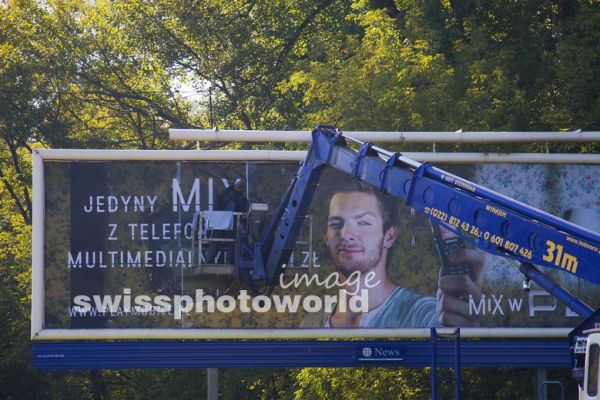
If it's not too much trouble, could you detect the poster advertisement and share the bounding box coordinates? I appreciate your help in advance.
[40,159,600,333]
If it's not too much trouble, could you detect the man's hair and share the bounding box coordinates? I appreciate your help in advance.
[327,178,398,232]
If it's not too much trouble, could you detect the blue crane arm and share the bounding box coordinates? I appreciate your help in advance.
[248,126,600,297]
[408,163,600,285]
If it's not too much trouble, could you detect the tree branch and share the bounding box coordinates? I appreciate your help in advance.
[273,0,335,73]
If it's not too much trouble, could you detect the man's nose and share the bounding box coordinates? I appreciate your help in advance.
[340,222,357,241]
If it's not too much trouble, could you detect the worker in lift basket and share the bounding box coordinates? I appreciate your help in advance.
[207,177,249,264]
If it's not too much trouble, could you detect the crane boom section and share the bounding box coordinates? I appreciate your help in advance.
[408,164,600,284]
[257,126,600,286]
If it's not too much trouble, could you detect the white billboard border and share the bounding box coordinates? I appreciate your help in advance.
[31,148,600,340]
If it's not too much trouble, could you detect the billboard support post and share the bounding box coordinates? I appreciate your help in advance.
[535,369,548,400]
[207,368,218,400]
[431,328,438,399]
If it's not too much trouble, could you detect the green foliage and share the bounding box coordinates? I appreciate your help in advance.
[552,0,600,131]
[294,367,430,399]
[283,9,457,131]
[281,0,600,135]
[126,0,351,131]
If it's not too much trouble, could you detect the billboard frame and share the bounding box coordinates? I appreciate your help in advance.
[32,148,600,341]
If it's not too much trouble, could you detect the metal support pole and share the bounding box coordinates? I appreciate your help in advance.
[455,329,461,400]
[534,368,547,400]
[431,328,438,400]
[519,263,593,318]
[207,368,218,400]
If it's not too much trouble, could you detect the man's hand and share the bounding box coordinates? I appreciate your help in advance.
[436,249,485,327]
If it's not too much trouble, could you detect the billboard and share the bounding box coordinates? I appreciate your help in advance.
[32,150,600,339]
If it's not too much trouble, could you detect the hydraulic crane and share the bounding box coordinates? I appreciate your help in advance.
[234,125,600,398]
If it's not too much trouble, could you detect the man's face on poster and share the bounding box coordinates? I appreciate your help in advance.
[325,191,397,276]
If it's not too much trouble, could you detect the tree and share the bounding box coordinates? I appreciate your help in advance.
[0,1,193,398]
[281,0,600,136]
[117,0,349,131]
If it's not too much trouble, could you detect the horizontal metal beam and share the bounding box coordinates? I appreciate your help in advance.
[33,149,304,161]
[32,339,571,370]
[169,128,600,144]
[34,149,600,164]
[32,327,570,340]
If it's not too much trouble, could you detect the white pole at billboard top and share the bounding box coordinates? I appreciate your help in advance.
[169,128,600,144]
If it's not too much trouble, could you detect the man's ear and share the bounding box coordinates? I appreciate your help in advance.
[383,226,398,249]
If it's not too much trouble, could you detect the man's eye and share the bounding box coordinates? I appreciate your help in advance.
[328,222,343,230]
[358,220,372,226]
